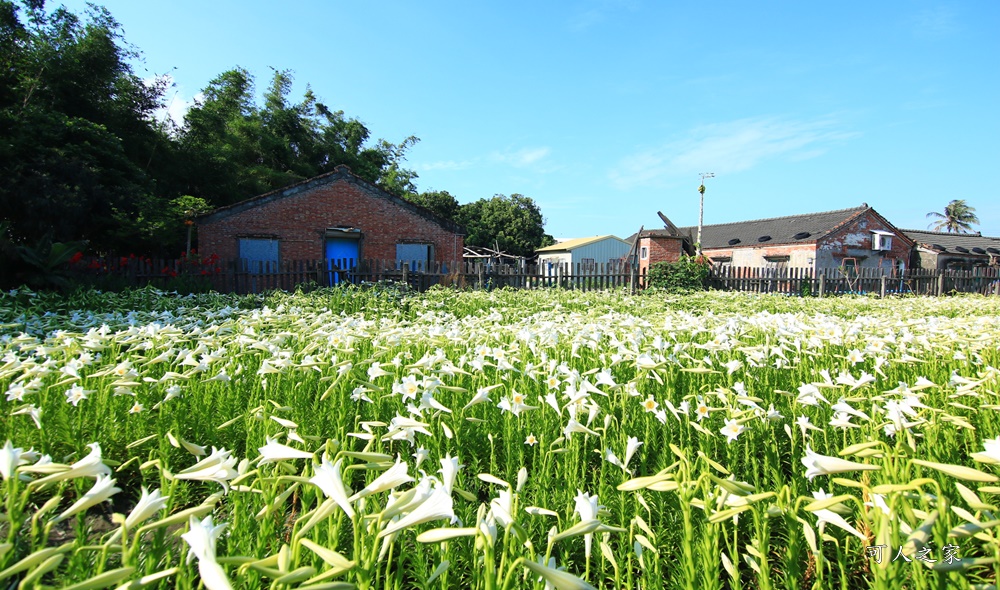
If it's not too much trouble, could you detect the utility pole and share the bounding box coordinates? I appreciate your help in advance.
[697,172,714,256]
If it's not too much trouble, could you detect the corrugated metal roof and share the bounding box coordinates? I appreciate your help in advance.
[536,235,624,252]
[677,207,868,249]
[902,229,1000,254]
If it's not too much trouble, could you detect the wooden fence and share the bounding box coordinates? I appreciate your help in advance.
[71,257,645,294]
[71,256,1000,297]
[709,266,1000,297]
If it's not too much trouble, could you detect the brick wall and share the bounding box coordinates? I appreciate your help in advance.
[702,244,818,267]
[699,210,912,271]
[637,235,685,277]
[817,209,911,270]
[196,169,464,263]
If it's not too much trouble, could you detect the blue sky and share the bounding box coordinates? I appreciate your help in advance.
[62,0,1000,238]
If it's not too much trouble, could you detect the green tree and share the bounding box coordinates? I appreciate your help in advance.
[459,194,554,258]
[178,68,420,207]
[403,190,461,223]
[926,199,980,233]
[0,0,169,252]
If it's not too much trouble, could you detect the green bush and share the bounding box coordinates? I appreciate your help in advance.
[646,256,711,292]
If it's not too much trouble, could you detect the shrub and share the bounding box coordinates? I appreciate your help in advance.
[646,256,711,292]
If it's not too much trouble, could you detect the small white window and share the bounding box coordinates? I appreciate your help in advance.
[640,247,648,260]
[872,231,893,251]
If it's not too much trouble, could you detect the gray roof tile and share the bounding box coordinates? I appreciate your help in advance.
[678,206,867,250]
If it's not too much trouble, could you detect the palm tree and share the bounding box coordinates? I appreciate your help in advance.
[926,199,980,233]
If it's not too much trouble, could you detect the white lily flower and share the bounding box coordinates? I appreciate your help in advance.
[378,486,455,537]
[310,457,354,518]
[623,436,642,468]
[257,437,314,464]
[973,436,1000,464]
[181,515,233,590]
[0,440,29,481]
[463,384,500,410]
[489,488,515,528]
[810,489,866,541]
[720,418,745,443]
[53,473,121,523]
[801,446,880,480]
[11,404,42,429]
[175,447,239,491]
[125,486,170,529]
[523,556,597,590]
[31,442,110,485]
[348,459,413,502]
[563,419,598,440]
[439,454,463,495]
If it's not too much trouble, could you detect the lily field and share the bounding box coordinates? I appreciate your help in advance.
[2,285,1000,590]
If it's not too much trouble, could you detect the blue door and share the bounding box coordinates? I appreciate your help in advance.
[325,238,359,285]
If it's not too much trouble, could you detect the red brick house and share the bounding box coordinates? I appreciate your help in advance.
[196,165,465,269]
[639,205,913,273]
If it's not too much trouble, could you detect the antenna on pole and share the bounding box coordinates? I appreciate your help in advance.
[696,172,715,256]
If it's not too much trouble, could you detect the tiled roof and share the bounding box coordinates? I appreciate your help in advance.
[197,165,466,235]
[902,229,1000,255]
[536,235,624,252]
[678,206,868,250]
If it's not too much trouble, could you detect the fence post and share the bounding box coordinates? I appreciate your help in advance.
[478,264,484,289]
[402,263,409,287]
[937,273,945,296]
[818,273,825,298]
[880,275,887,298]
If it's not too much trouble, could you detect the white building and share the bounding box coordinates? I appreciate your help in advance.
[535,235,631,270]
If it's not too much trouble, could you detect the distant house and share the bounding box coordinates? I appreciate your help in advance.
[196,165,465,271]
[903,229,1000,270]
[645,205,913,272]
[688,205,913,271]
[628,213,694,279]
[535,236,631,270]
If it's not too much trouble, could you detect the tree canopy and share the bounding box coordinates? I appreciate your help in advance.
[926,199,980,233]
[0,0,552,261]
[0,1,166,252]
[458,194,555,258]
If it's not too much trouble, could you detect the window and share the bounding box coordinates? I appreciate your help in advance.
[580,258,596,271]
[640,247,648,260]
[396,243,432,271]
[763,255,789,270]
[872,231,893,251]
[239,238,279,273]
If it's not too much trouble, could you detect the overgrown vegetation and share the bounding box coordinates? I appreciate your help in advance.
[646,256,711,292]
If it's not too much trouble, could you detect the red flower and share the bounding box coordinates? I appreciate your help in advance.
[69,252,84,264]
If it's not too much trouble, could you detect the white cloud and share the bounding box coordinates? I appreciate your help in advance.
[608,116,857,190]
[568,0,640,31]
[418,159,476,172]
[910,6,959,39]
[492,147,551,167]
[418,146,552,174]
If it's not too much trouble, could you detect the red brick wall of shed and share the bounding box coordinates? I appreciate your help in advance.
[638,236,685,278]
[196,179,464,262]
[817,210,910,269]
